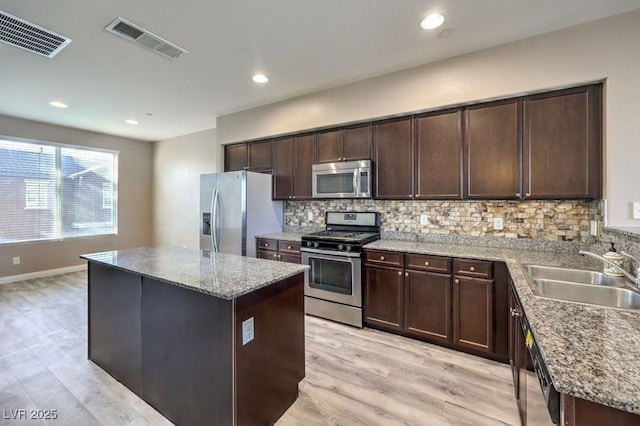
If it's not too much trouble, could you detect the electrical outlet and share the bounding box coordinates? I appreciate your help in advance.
[493,217,504,230]
[589,220,598,236]
[307,211,313,221]
[12,256,20,265]
[633,201,640,220]
[242,317,254,345]
[420,214,429,225]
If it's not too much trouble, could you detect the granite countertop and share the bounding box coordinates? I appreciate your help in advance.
[255,232,306,242]
[365,239,640,415]
[81,246,308,300]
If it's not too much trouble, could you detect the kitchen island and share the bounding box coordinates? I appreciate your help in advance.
[81,246,308,426]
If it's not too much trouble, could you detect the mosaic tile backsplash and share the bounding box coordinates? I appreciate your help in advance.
[285,199,603,243]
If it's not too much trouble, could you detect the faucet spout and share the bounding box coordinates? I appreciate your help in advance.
[579,250,640,288]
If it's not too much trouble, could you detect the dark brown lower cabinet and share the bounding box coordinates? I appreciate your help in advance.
[404,270,452,343]
[562,395,640,426]
[453,275,494,353]
[256,238,301,264]
[364,264,404,332]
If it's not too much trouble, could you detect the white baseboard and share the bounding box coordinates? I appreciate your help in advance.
[0,264,87,285]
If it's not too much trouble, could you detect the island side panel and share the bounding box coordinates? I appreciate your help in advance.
[141,277,234,426]
[88,262,143,396]
[234,272,305,426]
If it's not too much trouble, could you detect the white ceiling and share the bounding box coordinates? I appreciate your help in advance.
[2,1,639,142]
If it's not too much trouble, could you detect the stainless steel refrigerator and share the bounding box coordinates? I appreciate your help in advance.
[199,171,283,257]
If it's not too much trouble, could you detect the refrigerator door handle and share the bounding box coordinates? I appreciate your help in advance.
[213,187,221,252]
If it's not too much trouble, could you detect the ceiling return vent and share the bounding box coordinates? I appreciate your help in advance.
[105,17,187,60]
[0,10,72,58]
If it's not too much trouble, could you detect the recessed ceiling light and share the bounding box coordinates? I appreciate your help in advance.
[125,119,139,125]
[252,74,269,84]
[421,14,445,30]
[49,101,68,108]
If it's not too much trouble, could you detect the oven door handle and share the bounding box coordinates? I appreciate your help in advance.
[300,247,362,258]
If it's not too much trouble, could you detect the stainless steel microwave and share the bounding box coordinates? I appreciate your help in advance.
[312,160,372,198]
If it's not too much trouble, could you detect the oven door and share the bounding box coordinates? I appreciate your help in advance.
[301,248,362,307]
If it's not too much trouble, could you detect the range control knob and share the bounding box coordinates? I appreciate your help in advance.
[313,242,319,248]
[338,244,344,250]
[306,241,313,247]
[345,245,352,251]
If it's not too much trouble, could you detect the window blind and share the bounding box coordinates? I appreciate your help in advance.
[0,138,117,244]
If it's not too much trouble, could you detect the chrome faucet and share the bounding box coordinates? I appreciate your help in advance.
[579,250,640,288]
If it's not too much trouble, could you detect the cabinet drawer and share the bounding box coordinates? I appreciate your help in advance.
[365,250,404,267]
[405,254,451,273]
[453,259,493,279]
[278,241,301,254]
[256,238,278,251]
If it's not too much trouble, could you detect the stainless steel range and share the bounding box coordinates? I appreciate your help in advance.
[301,211,380,327]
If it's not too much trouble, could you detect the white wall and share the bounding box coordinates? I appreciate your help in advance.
[153,128,217,248]
[216,10,640,227]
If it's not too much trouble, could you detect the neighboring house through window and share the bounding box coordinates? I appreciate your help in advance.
[25,179,50,209]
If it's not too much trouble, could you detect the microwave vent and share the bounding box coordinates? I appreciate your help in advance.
[105,17,187,59]
[0,9,72,58]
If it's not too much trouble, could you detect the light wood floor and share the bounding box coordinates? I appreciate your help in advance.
[0,272,520,425]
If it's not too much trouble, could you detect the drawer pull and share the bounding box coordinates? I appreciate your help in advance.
[424,261,430,266]
[454,279,460,284]
[264,243,269,247]
[398,271,402,276]
[405,272,409,277]
[273,253,278,258]
[469,266,476,272]
[510,307,521,317]
[287,245,292,250]
[380,255,385,261]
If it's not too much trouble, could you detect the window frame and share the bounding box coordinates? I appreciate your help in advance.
[0,135,119,245]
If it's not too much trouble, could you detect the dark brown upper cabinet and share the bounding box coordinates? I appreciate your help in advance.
[272,137,294,199]
[272,134,315,200]
[224,143,248,172]
[374,117,414,199]
[523,85,602,199]
[224,140,272,172]
[247,140,272,172]
[464,99,522,199]
[316,124,372,163]
[415,109,464,199]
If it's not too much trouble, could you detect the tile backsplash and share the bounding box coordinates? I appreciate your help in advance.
[285,199,603,243]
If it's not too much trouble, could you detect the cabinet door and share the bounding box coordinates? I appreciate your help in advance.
[523,85,601,199]
[343,124,372,161]
[415,110,463,199]
[293,134,315,199]
[225,143,248,171]
[364,264,404,332]
[316,129,342,163]
[405,270,452,343]
[374,117,413,199]
[464,100,522,199]
[453,275,494,353]
[272,137,294,199]
[248,140,272,172]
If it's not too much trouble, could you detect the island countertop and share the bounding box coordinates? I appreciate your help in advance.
[364,239,640,415]
[81,246,308,300]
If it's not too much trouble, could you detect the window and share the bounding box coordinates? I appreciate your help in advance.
[0,137,118,244]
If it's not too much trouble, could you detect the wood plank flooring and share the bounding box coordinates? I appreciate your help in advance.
[0,272,520,425]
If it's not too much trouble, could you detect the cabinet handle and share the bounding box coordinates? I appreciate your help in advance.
[287,245,292,250]
[405,272,409,277]
[292,196,296,199]
[525,192,531,197]
[424,261,429,266]
[454,279,460,284]
[510,307,521,317]
[278,254,282,260]
[264,243,269,247]
[470,266,476,272]
[380,255,385,261]
[516,192,521,198]
[398,271,402,276]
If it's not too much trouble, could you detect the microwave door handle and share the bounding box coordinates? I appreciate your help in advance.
[353,170,359,197]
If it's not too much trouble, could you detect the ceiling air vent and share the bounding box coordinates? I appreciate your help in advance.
[105,17,187,60]
[0,10,72,58]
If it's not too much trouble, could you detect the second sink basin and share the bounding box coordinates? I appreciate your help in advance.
[523,264,640,310]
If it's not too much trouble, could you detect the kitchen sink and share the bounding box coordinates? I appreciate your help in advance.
[523,264,640,310]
